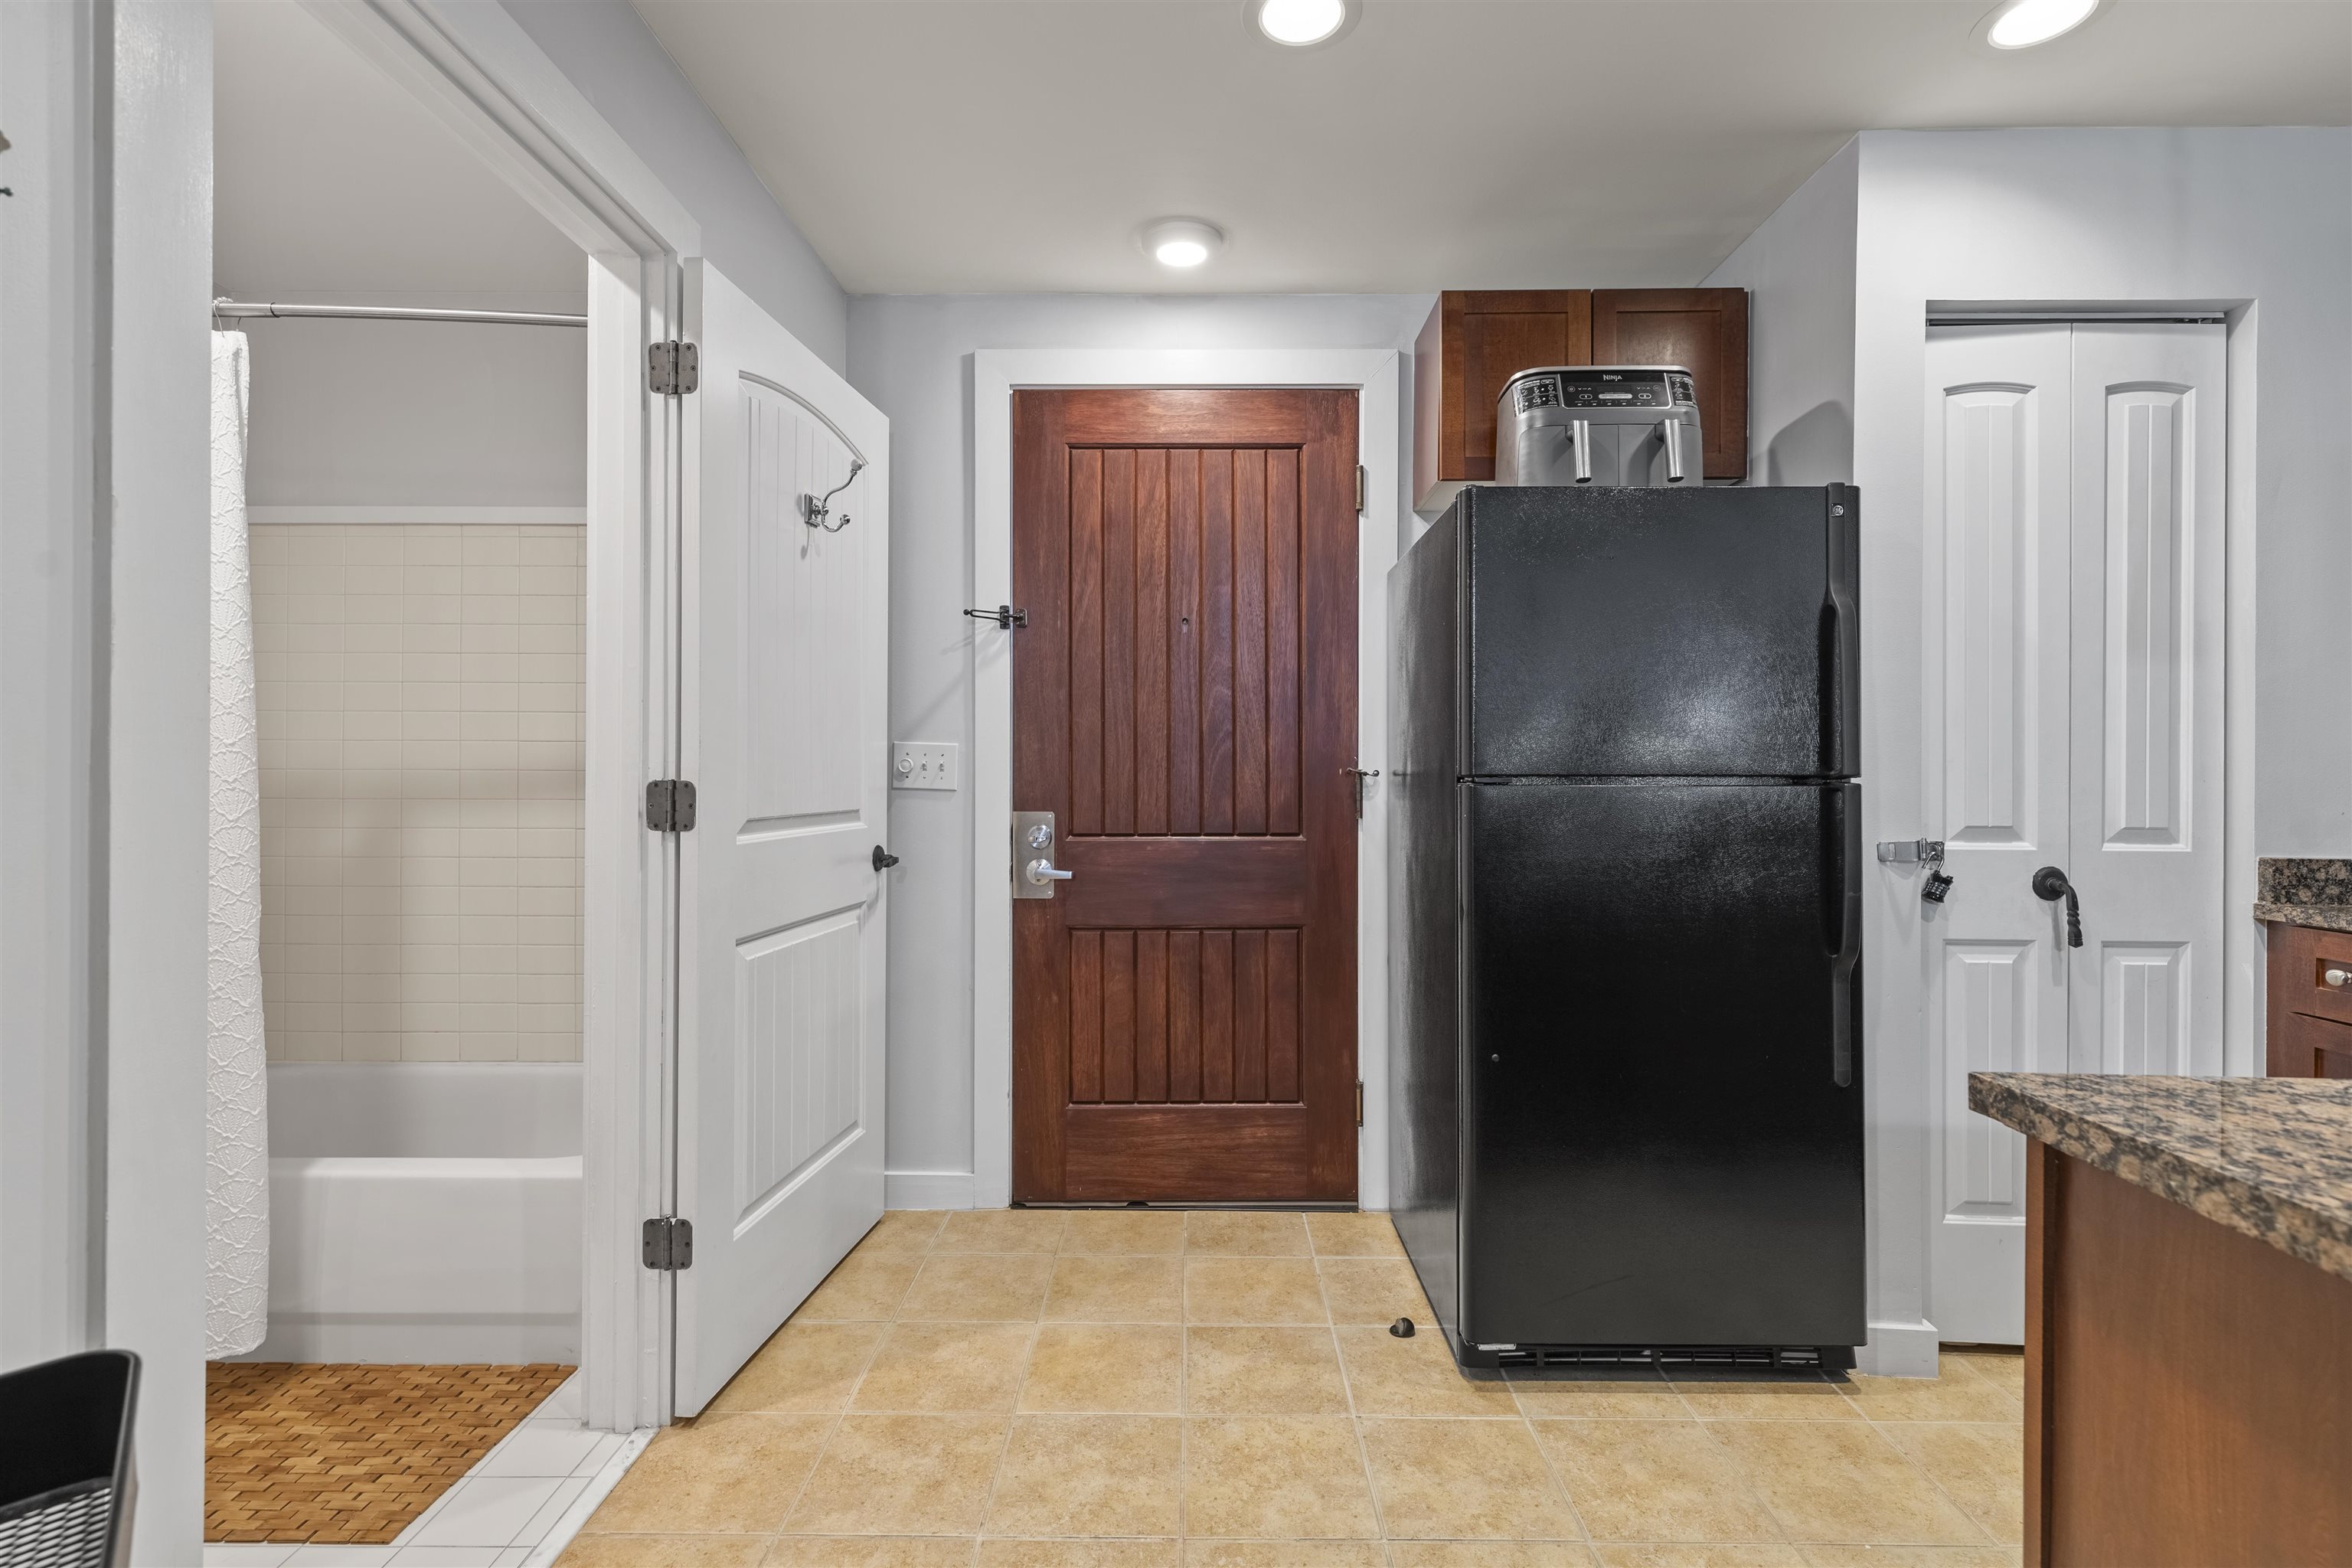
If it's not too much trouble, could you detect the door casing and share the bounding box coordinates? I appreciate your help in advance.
[969,351,1405,1212]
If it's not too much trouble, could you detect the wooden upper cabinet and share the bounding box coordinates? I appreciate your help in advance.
[1413,286,1749,514]
[1590,289,1749,485]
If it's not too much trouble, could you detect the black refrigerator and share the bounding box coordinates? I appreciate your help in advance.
[1390,483,1864,1370]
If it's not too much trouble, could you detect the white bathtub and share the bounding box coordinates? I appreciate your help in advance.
[246,1063,582,1364]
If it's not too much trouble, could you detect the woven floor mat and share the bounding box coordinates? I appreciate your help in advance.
[205,1361,573,1544]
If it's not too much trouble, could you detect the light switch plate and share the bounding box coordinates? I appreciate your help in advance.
[891,740,959,792]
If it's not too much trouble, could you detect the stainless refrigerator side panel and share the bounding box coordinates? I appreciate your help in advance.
[1388,508,1465,1356]
[1459,781,1867,1352]
[1459,485,1860,779]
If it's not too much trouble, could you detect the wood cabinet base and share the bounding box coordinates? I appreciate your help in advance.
[2027,1142,2352,1565]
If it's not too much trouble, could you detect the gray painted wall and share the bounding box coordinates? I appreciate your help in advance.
[501,0,849,373]
[1704,138,1859,486]
[848,292,1431,1188]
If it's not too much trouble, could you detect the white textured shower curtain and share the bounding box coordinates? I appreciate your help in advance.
[207,330,270,1357]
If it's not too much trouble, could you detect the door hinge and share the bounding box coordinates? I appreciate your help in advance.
[1355,1080,1364,1127]
[642,1215,694,1271]
[645,779,697,833]
[1355,464,1366,513]
[648,341,699,396]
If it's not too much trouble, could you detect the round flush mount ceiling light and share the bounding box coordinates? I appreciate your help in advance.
[1981,0,2100,48]
[1139,217,1225,270]
[1246,0,1358,50]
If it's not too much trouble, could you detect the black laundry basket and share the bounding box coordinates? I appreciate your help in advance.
[0,1350,139,1568]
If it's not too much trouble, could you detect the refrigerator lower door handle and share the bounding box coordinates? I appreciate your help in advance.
[1828,783,1862,1088]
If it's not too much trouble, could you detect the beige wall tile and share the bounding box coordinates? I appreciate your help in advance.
[253,524,583,1063]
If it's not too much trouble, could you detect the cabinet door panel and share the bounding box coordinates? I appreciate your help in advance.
[1592,288,1750,480]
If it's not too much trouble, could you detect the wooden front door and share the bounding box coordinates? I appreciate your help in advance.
[1012,389,1358,1202]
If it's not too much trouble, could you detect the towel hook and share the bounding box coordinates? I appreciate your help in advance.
[802,459,864,533]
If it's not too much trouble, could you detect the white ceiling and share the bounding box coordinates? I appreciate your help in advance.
[214,0,580,301]
[634,0,2352,296]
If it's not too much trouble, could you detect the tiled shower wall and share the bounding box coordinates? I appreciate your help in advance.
[253,523,584,1062]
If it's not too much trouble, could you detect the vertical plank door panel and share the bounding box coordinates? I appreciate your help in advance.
[1011,389,1358,1200]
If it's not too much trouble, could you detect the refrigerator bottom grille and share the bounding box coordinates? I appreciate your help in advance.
[1491,1344,1856,1372]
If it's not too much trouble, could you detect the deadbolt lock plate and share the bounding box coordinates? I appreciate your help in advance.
[1013,811,1059,900]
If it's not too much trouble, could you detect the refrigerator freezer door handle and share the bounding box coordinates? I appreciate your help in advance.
[1828,784,1862,1088]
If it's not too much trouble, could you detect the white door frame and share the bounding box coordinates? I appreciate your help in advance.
[969,349,1405,1212]
[304,0,699,1432]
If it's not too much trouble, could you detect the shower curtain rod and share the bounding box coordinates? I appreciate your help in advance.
[211,300,586,328]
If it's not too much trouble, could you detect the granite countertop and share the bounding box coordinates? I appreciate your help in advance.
[2254,856,2352,934]
[1968,1072,2352,1285]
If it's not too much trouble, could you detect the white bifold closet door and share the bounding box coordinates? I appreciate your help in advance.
[675,260,891,1414]
[1920,321,2225,1346]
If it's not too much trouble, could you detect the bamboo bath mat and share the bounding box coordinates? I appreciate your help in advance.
[205,1361,573,1544]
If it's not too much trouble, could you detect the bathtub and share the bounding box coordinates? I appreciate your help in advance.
[245,1063,582,1364]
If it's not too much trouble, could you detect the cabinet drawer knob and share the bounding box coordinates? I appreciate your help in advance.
[2325,968,2350,988]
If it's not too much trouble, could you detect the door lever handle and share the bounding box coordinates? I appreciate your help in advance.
[1024,858,1073,886]
[2032,865,2082,948]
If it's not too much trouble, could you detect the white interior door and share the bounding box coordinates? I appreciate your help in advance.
[676,260,890,1414]
[1920,321,2224,1346]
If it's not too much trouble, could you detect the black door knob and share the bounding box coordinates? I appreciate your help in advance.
[2031,865,2082,948]
[873,844,901,872]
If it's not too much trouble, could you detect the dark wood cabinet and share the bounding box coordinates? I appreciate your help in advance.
[1413,286,1749,513]
[2265,920,2352,1077]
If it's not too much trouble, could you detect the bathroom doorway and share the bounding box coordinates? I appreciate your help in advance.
[203,5,616,1555]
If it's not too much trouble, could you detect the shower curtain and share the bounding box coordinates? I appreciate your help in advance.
[207,330,270,1357]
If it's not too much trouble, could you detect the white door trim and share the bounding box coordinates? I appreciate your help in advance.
[969,349,1405,1212]
[304,0,695,1433]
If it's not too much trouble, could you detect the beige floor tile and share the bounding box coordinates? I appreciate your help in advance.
[1186,1211,1312,1256]
[782,1413,1009,1536]
[1181,1416,1380,1539]
[764,1540,977,1568]
[706,1320,883,1413]
[1184,1326,1351,1415]
[855,1210,948,1255]
[1045,1254,1185,1323]
[554,1536,769,1568]
[1949,1352,2024,1395]
[982,1543,1180,1568]
[1797,1550,2020,1568]
[1707,1420,1984,1546]
[1185,1544,1389,1567]
[1183,1257,1329,1325]
[1335,1325,1517,1416]
[1059,1209,1188,1254]
[1877,1423,2024,1546]
[937,1207,1070,1254]
[1390,1546,1602,1566]
[1305,1212,1407,1258]
[1530,1419,1779,1543]
[1359,1417,1580,1540]
[1508,1365,1690,1421]
[1317,1258,1433,1325]
[900,1253,1055,1321]
[1838,1357,2020,1423]
[586,1413,831,1534]
[1594,1550,1808,1567]
[1664,1369,1860,1421]
[798,1252,923,1321]
[1021,1324,1183,1413]
[985,1414,1183,1537]
[851,1321,1036,1412]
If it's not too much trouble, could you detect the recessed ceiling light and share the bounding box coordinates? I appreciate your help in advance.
[1139,218,1225,270]
[1248,0,1357,49]
[1983,0,2099,48]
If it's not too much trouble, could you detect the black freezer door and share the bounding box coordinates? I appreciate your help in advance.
[1459,779,1864,1351]
[1456,485,1858,779]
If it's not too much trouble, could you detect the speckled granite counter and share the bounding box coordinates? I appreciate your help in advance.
[1968,1071,2352,1285]
[2254,855,2352,933]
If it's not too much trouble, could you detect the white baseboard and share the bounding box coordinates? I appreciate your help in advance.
[886,1169,977,1210]
[248,505,586,526]
[1860,1317,1943,1378]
